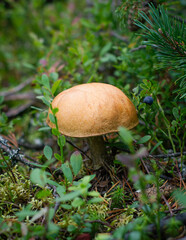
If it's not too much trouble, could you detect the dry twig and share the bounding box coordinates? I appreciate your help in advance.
[149,152,186,159]
[0,135,41,168]
[0,78,33,97]
[6,101,35,118]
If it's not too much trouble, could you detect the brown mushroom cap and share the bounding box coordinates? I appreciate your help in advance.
[46,83,138,137]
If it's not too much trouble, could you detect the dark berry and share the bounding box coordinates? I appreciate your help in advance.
[143,96,153,105]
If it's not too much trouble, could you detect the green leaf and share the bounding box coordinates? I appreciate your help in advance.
[16,205,36,221]
[36,189,52,199]
[137,135,151,144]
[50,72,59,82]
[150,141,163,154]
[44,146,53,160]
[132,86,139,94]
[30,169,48,188]
[52,107,59,115]
[37,96,50,106]
[51,80,61,95]
[68,47,79,56]
[47,179,60,187]
[70,151,82,176]
[22,62,35,69]
[143,79,152,88]
[71,197,84,207]
[172,107,179,119]
[41,74,50,89]
[58,135,66,147]
[128,231,141,240]
[67,224,77,232]
[100,42,112,56]
[84,58,94,67]
[58,190,81,202]
[119,127,133,146]
[49,113,56,124]
[61,162,73,183]
[88,191,100,197]
[61,204,72,210]
[56,185,66,197]
[48,208,55,222]
[54,153,61,161]
[173,190,186,207]
[39,127,51,131]
[52,128,60,136]
[47,221,59,235]
[87,197,103,204]
[30,106,43,111]
[100,53,117,63]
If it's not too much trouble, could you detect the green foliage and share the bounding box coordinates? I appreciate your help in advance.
[136,4,186,64]
[61,151,82,183]
[110,186,126,209]
[116,127,182,239]
[44,145,53,160]
[135,4,186,98]
[119,127,134,153]
[136,135,151,144]
[173,189,186,208]
[61,162,73,183]
[30,168,49,188]
[70,151,83,176]
[132,77,185,157]
[165,217,183,238]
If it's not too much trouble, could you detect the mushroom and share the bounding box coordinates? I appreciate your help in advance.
[46,83,138,169]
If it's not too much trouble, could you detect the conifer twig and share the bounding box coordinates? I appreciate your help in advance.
[134,3,186,98]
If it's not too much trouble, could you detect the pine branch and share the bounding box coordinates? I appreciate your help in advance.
[135,4,186,98]
[135,4,186,65]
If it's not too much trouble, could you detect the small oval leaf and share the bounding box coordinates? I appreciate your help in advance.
[61,163,73,183]
[70,151,82,176]
[44,145,53,160]
[137,135,151,144]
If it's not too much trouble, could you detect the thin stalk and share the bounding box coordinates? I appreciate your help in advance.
[154,136,167,153]
[175,128,185,169]
[157,100,176,153]
[155,169,161,240]
[0,149,17,183]
[54,113,64,164]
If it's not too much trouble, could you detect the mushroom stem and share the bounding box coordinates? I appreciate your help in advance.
[87,136,110,170]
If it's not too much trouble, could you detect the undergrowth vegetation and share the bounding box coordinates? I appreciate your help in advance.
[0,0,185,239]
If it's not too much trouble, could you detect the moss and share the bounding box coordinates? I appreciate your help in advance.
[111,207,139,228]
[0,166,31,204]
[87,202,109,221]
[0,166,54,217]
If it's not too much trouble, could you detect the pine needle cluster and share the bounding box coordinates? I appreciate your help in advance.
[135,4,186,98]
